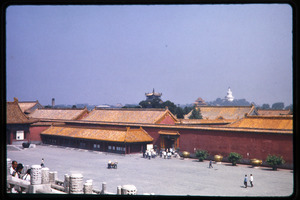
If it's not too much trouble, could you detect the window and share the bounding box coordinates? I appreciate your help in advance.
[16,131,24,140]
[79,142,86,148]
[116,146,125,151]
[93,144,100,149]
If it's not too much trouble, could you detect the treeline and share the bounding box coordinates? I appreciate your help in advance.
[133,98,293,119]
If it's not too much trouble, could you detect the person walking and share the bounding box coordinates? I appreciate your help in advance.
[249,174,254,187]
[209,160,213,168]
[41,158,45,167]
[244,175,248,188]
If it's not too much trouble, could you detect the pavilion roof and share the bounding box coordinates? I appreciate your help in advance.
[41,125,153,143]
[7,98,35,124]
[81,108,178,124]
[18,100,43,114]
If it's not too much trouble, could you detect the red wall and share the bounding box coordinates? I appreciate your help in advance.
[29,126,50,142]
[144,127,161,147]
[177,129,293,164]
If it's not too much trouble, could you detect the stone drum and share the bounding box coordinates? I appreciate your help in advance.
[41,167,50,184]
[49,171,58,184]
[69,173,83,194]
[84,182,93,194]
[31,165,42,185]
[121,185,137,195]
[7,158,11,175]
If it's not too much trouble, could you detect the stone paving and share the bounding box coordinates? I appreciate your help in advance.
[7,144,294,196]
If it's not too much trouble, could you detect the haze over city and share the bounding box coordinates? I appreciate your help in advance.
[6,4,293,106]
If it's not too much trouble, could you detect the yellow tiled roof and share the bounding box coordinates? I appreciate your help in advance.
[158,130,180,135]
[177,119,236,125]
[226,115,293,130]
[82,108,178,124]
[18,102,38,113]
[29,108,88,120]
[185,106,256,120]
[41,126,153,143]
[7,100,33,124]
[257,109,291,116]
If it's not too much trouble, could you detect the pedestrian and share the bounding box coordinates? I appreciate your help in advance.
[23,169,31,182]
[41,158,45,167]
[10,160,18,176]
[250,174,254,187]
[143,149,146,158]
[209,160,213,168]
[244,175,248,188]
[163,150,167,159]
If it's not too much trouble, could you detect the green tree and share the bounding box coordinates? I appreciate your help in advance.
[183,106,193,115]
[285,104,293,112]
[272,102,285,110]
[266,155,285,170]
[195,149,209,162]
[175,107,184,119]
[189,107,202,119]
[162,100,177,114]
[228,152,242,166]
[262,104,270,109]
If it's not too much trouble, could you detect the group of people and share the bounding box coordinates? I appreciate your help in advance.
[244,174,254,188]
[9,158,46,182]
[9,160,30,181]
[143,148,179,160]
[107,160,118,169]
[143,149,157,159]
[160,148,178,159]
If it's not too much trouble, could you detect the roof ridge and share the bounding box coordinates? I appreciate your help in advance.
[198,105,252,108]
[38,107,87,110]
[246,115,293,119]
[94,107,166,111]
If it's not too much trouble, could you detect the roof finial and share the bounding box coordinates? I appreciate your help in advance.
[13,97,18,102]
[153,88,155,94]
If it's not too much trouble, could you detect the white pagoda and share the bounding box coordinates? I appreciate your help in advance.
[225,87,234,102]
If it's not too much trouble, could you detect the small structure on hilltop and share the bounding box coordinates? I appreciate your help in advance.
[145,88,162,102]
[194,97,207,107]
[225,87,234,102]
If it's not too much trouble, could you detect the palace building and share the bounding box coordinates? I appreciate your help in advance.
[6,98,293,168]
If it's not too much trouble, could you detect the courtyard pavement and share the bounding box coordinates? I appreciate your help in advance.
[7,144,294,197]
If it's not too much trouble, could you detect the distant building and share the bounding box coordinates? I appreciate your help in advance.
[225,87,234,102]
[96,104,111,108]
[145,88,162,102]
[194,97,207,106]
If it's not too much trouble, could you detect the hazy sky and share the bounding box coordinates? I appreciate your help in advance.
[6,4,293,106]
